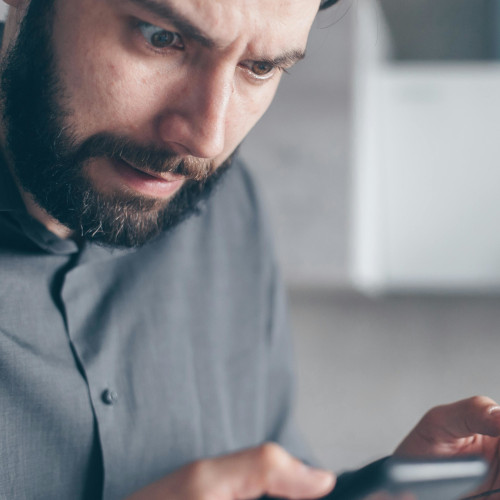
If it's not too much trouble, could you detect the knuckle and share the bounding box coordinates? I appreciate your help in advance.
[421,405,443,426]
[418,404,450,437]
[253,443,294,494]
[468,395,491,407]
[256,442,289,469]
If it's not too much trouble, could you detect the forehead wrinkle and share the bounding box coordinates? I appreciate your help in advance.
[124,0,309,63]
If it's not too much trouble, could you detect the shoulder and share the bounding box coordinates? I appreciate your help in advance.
[213,157,266,221]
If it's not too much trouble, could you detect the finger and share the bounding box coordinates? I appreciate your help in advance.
[208,443,336,500]
[126,443,335,500]
[395,396,500,456]
[420,396,500,441]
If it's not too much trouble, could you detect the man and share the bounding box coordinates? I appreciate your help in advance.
[1,0,500,499]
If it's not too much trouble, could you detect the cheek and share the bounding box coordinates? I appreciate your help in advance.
[226,79,280,142]
[51,2,167,137]
[60,50,163,136]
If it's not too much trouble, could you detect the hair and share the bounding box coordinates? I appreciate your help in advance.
[319,0,339,9]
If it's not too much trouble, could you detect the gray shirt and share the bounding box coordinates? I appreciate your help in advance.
[0,159,309,500]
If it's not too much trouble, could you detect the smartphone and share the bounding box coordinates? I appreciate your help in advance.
[327,455,489,500]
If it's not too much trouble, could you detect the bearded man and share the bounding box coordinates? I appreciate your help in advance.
[1,0,500,499]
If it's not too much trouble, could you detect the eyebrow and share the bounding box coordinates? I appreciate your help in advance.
[266,50,306,68]
[126,0,215,47]
[125,0,306,66]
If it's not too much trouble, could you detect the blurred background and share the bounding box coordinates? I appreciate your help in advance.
[2,0,500,475]
[241,0,500,473]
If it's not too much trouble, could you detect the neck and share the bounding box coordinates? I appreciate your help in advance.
[20,189,74,239]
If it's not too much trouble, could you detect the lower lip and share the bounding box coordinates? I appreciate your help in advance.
[109,158,184,198]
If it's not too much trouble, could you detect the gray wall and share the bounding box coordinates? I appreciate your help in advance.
[290,290,500,472]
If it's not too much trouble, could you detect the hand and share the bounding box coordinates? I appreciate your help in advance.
[394,396,500,495]
[125,442,335,500]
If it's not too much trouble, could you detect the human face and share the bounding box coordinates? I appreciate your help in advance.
[1,0,319,247]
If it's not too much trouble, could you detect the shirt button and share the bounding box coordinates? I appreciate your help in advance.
[101,389,118,405]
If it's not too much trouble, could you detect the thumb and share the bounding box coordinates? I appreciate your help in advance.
[419,396,500,440]
[210,443,336,500]
[126,443,335,500]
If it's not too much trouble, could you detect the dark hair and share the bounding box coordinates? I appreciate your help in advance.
[319,0,339,9]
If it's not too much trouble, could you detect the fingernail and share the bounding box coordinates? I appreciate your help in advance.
[488,406,500,416]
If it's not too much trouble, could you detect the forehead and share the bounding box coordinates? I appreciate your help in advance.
[121,0,320,54]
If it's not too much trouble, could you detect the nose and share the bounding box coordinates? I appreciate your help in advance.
[157,62,234,159]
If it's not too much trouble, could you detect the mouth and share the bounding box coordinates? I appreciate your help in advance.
[122,158,183,181]
[107,157,186,199]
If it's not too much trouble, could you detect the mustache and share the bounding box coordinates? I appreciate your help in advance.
[71,133,218,182]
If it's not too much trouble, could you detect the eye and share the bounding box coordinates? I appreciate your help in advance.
[240,60,279,81]
[250,61,275,77]
[138,22,184,50]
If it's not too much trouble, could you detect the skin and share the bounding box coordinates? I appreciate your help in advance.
[126,443,336,500]
[394,396,500,498]
[2,1,500,499]
[1,0,319,238]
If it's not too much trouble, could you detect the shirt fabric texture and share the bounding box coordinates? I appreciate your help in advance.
[0,158,312,499]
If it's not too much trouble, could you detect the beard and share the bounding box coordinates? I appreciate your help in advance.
[0,0,234,248]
